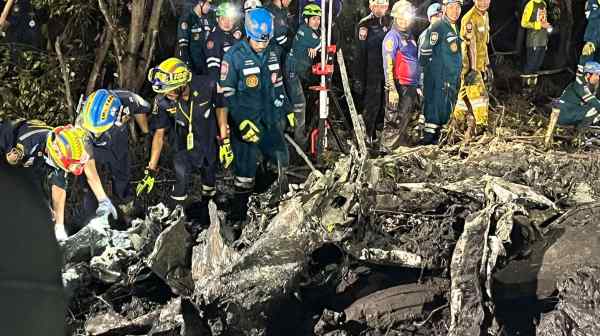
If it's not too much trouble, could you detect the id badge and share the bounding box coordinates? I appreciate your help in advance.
[187,132,194,151]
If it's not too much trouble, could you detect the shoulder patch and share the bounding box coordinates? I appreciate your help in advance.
[181,22,188,30]
[220,61,229,81]
[207,40,214,49]
[430,32,439,45]
[359,27,368,41]
[384,38,394,52]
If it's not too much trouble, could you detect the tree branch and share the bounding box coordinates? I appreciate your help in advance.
[98,0,124,85]
[55,35,75,120]
[86,29,113,95]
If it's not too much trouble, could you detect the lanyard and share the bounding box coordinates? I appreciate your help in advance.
[177,97,194,133]
[178,96,195,150]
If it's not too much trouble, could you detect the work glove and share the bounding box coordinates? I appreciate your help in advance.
[464,69,479,86]
[287,112,296,129]
[219,137,234,169]
[239,119,260,143]
[96,198,118,220]
[354,80,364,96]
[388,90,400,109]
[136,168,157,196]
[583,42,596,56]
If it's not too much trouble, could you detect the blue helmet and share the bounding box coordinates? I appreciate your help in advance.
[78,89,122,135]
[584,61,600,75]
[427,3,442,20]
[244,8,273,42]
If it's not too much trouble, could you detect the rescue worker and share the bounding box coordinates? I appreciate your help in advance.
[266,0,292,50]
[76,89,151,221]
[520,0,552,93]
[452,0,491,141]
[0,121,112,241]
[418,3,443,60]
[176,0,214,75]
[579,0,600,74]
[284,3,322,146]
[220,8,293,224]
[205,2,240,81]
[244,0,262,13]
[142,58,231,224]
[381,0,419,151]
[557,62,600,127]
[418,0,463,145]
[355,0,391,146]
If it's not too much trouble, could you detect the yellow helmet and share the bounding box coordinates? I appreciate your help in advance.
[390,0,415,19]
[147,58,192,93]
[46,125,89,176]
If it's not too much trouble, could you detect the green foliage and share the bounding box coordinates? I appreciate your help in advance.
[0,46,72,125]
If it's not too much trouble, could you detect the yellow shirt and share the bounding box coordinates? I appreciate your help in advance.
[460,7,490,74]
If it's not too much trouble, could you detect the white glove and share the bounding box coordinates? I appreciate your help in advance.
[96,198,118,220]
[54,224,68,242]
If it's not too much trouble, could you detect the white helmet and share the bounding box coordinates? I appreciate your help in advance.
[244,0,262,12]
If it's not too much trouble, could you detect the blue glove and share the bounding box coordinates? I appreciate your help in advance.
[96,198,118,220]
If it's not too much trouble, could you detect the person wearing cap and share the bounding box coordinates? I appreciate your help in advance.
[419,0,463,145]
[143,58,230,220]
[0,121,109,241]
[520,0,551,95]
[452,0,491,141]
[220,7,292,227]
[556,62,600,127]
[355,0,391,147]
[266,0,293,51]
[205,2,241,81]
[418,3,442,58]
[284,3,322,147]
[76,89,151,222]
[579,0,600,76]
[381,0,419,151]
[177,0,214,75]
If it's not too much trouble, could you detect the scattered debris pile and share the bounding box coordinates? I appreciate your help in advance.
[63,140,600,336]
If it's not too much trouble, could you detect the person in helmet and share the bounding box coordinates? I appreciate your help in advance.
[284,3,322,146]
[418,0,463,145]
[520,0,551,95]
[266,0,292,50]
[0,121,111,241]
[205,2,241,80]
[451,0,492,145]
[177,0,215,75]
[243,0,262,12]
[143,58,230,229]
[354,0,391,147]
[579,0,600,76]
[220,7,292,229]
[418,3,442,86]
[76,89,151,222]
[556,62,600,127]
[380,0,419,152]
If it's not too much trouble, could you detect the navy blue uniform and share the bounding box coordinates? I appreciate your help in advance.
[151,75,224,199]
[81,91,150,217]
[0,119,67,191]
[205,26,240,81]
[356,13,392,140]
[220,40,290,190]
[176,8,213,75]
